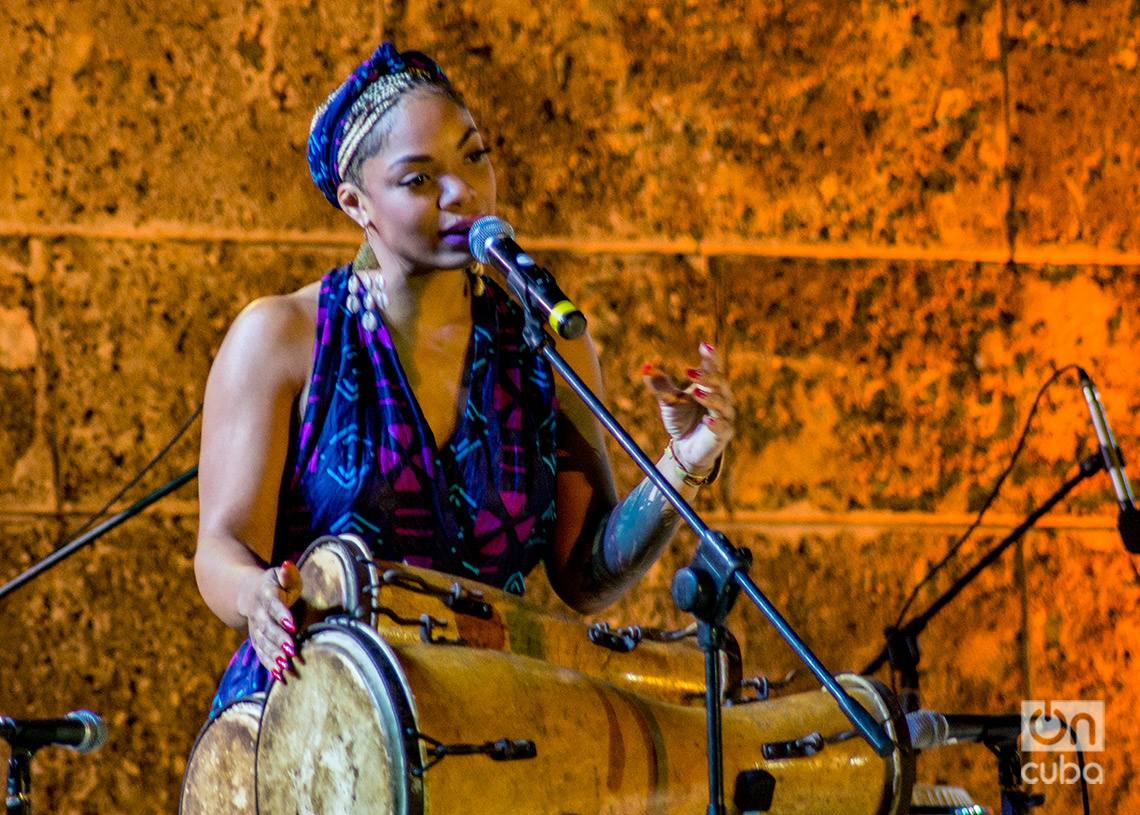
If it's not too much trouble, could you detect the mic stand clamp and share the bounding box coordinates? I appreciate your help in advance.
[672,533,752,815]
[883,625,921,714]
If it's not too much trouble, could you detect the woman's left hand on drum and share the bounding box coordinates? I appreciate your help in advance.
[240,561,304,681]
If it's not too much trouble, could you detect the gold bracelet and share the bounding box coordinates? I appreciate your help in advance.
[666,439,722,487]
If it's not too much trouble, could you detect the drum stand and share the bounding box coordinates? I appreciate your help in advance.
[517,313,895,815]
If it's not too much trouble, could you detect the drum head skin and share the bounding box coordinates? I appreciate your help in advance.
[257,621,418,815]
[180,695,263,815]
[296,534,379,627]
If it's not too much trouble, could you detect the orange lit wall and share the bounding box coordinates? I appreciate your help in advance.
[2,1,1139,812]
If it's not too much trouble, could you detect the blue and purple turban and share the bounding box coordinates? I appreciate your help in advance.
[307,42,450,208]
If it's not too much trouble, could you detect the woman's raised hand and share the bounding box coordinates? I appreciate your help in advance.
[643,342,735,480]
[239,561,304,680]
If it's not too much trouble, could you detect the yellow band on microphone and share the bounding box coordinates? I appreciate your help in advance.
[548,300,579,333]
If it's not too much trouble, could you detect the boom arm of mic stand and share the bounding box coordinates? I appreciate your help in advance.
[0,466,199,602]
[862,453,1104,677]
[528,324,893,759]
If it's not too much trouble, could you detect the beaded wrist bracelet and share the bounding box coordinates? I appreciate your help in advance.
[665,439,723,487]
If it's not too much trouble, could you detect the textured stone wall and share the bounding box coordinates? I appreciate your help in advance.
[2,0,1139,812]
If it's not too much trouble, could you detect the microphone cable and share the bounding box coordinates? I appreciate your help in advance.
[50,401,202,553]
[1062,712,1093,815]
[888,364,1079,635]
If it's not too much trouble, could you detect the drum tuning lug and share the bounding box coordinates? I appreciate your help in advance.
[411,731,537,776]
[488,738,538,762]
[737,676,772,703]
[380,568,493,620]
[729,669,800,705]
[761,731,825,761]
[418,614,466,646]
[734,769,776,813]
[588,622,640,653]
[444,584,493,620]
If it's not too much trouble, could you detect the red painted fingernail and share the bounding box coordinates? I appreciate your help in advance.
[282,560,295,569]
[695,386,710,398]
[641,363,654,375]
[282,617,296,633]
[282,641,296,657]
[702,342,715,353]
[276,655,290,669]
[686,368,702,379]
[703,415,717,427]
[271,669,284,683]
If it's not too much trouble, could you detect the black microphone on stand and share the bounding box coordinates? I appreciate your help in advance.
[468,216,587,340]
[1077,368,1140,553]
[0,709,108,754]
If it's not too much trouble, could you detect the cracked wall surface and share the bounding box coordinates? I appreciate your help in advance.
[2,1,1139,811]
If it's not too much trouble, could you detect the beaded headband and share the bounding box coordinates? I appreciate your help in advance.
[307,42,450,208]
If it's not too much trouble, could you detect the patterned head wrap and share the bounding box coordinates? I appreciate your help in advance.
[308,42,451,208]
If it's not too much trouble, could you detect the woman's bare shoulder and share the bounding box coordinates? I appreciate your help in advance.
[211,281,323,390]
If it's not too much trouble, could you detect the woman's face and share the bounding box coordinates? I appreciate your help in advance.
[349,90,497,274]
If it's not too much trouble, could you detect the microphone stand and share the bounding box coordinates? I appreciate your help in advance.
[861,452,1105,696]
[0,467,198,602]
[516,314,894,815]
[992,742,1046,815]
[1,468,197,814]
[5,747,32,815]
[857,454,1110,813]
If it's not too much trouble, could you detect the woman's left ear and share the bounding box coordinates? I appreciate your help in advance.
[337,183,371,230]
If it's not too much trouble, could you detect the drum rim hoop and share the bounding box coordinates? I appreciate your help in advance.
[296,534,381,625]
[840,673,916,815]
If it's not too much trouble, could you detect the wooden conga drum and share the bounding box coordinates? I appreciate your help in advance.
[295,534,720,706]
[255,618,914,815]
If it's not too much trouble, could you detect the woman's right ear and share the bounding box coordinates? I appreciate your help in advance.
[337,183,370,230]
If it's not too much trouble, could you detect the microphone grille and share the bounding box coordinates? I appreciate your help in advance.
[905,709,948,751]
[468,216,513,264]
[68,709,109,753]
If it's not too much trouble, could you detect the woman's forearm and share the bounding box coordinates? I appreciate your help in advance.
[578,452,706,611]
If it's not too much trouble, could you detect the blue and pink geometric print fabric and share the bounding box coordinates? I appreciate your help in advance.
[277,265,558,593]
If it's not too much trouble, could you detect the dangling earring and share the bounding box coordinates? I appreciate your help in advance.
[352,240,379,272]
[347,271,388,333]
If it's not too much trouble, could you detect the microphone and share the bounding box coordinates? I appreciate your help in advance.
[906,710,1023,750]
[1077,368,1140,553]
[0,709,109,754]
[468,216,586,340]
